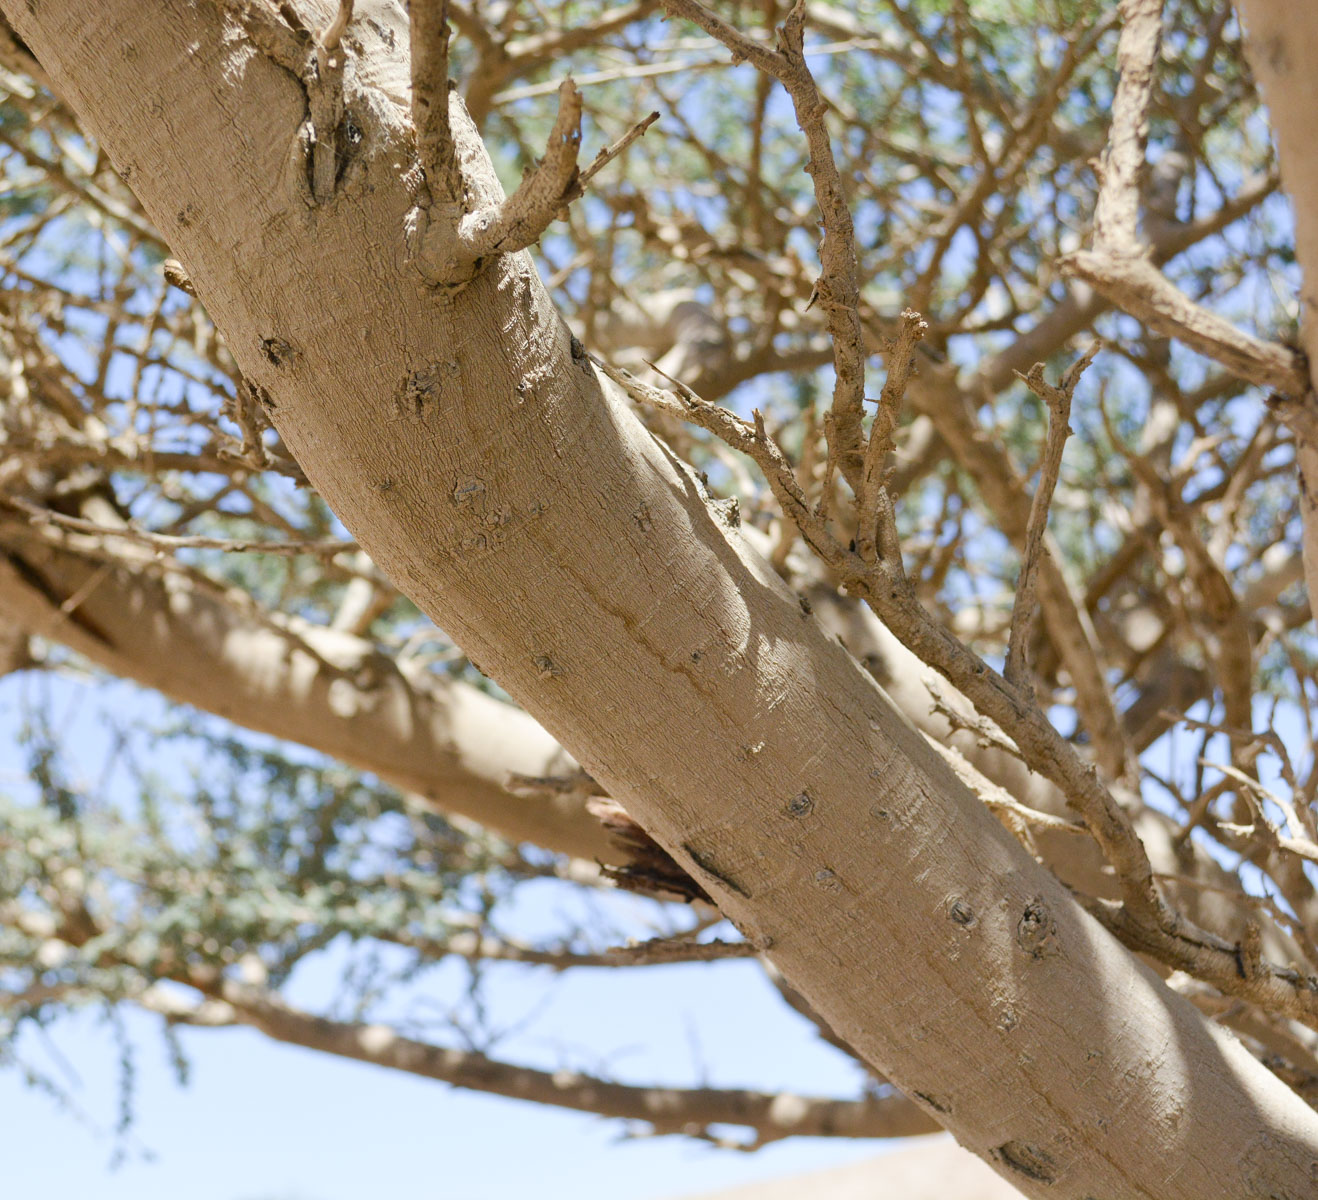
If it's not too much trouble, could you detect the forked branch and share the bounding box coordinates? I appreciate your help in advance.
[411,74,658,280]
[1062,0,1307,394]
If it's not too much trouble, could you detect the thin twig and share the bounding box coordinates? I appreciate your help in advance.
[601,935,756,966]
[659,0,787,73]
[491,38,891,106]
[926,740,1090,838]
[1204,759,1318,864]
[453,78,583,259]
[1004,344,1096,687]
[5,499,356,559]
[578,111,661,188]
[663,0,869,486]
[854,309,926,564]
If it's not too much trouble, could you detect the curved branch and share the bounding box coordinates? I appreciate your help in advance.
[159,980,939,1144]
[0,532,614,862]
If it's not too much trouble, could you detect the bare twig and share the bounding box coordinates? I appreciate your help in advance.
[319,0,353,51]
[659,0,787,74]
[578,111,661,189]
[1004,344,1095,688]
[926,740,1091,840]
[663,0,869,484]
[410,77,655,282]
[4,499,356,559]
[374,926,755,969]
[601,935,756,966]
[599,355,834,559]
[197,979,940,1141]
[225,380,274,469]
[1205,759,1318,865]
[489,37,889,107]
[854,309,927,565]
[924,678,1029,765]
[454,78,583,259]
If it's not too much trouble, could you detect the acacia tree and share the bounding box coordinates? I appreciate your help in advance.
[3,1,1318,1196]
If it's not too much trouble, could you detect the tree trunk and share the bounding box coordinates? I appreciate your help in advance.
[9,2,1317,1195]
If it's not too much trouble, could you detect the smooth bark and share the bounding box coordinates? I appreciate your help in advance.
[1236,0,1318,620]
[10,2,1318,1195]
[0,534,610,859]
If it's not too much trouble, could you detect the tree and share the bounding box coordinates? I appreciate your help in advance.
[2,1,1318,1195]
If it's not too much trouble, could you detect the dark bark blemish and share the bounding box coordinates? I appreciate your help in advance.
[912,1090,949,1114]
[260,336,298,368]
[993,1141,1058,1183]
[785,790,814,818]
[1017,897,1059,959]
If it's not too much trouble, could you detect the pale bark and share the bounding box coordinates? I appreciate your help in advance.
[0,533,610,860]
[11,4,1318,1196]
[1234,3,1318,367]
[7,522,1304,1026]
[1236,0,1318,621]
[2,500,1286,950]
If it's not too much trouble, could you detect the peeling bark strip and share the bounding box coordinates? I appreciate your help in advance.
[10,3,1318,1195]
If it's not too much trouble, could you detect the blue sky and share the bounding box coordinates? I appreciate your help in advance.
[0,671,906,1200]
[0,999,900,1200]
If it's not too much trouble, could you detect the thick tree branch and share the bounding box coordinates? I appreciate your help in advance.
[1064,251,1309,394]
[611,361,1318,1035]
[0,534,613,862]
[1237,0,1318,623]
[14,3,1318,1192]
